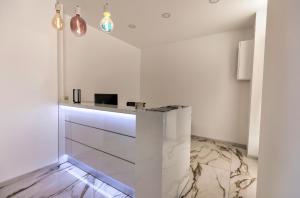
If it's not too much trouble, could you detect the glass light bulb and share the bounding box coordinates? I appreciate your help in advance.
[70,6,87,37]
[52,10,64,30]
[100,12,114,33]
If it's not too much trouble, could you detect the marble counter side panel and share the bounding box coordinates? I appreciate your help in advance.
[162,140,191,198]
[162,107,192,198]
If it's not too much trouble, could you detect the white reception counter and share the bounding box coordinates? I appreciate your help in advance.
[59,102,191,198]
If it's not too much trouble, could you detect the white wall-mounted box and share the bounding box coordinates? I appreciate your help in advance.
[237,40,254,80]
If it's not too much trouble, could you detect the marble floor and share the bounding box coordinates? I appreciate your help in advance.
[180,136,258,198]
[0,136,257,198]
[0,163,129,198]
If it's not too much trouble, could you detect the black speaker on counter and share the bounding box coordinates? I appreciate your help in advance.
[73,89,81,104]
[94,94,118,105]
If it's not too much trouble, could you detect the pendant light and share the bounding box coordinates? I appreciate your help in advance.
[100,0,114,33]
[52,3,64,31]
[70,5,87,37]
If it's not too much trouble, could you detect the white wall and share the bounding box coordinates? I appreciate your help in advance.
[0,0,58,183]
[257,0,300,197]
[248,11,267,157]
[64,16,141,106]
[141,30,253,144]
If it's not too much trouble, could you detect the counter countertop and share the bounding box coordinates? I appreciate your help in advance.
[60,102,190,115]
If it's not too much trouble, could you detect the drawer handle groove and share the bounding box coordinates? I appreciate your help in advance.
[65,120,136,139]
[65,137,135,165]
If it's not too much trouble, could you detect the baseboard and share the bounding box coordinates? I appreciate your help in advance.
[191,134,247,150]
[246,154,259,160]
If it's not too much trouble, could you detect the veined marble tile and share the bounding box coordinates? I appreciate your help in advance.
[0,163,76,198]
[93,179,130,198]
[50,174,97,198]
[0,162,129,198]
[0,137,257,198]
[229,147,258,198]
[191,136,232,170]
[52,174,129,198]
[180,163,230,198]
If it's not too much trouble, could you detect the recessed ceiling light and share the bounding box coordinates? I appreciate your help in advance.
[128,24,136,29]
[209,0,220,4]
[161,12,171,19]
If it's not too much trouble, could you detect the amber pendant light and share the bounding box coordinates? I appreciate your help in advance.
[52,3,64,30]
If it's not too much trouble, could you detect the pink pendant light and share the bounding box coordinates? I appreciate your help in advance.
[70,5,87,37]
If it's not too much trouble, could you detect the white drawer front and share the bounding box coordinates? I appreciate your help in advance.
[64,107,136,137]
[65,122,136,163]
[66,139,135,188]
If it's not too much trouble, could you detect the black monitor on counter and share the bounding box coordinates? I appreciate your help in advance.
[94,94,118,105]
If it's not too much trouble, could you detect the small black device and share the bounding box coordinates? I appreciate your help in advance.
[127,102,136,107]
[73,89,81,104]
[127,101,146,109]
[95,94,118,105]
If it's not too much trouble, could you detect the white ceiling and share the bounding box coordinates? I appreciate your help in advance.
[61,0,267,48]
